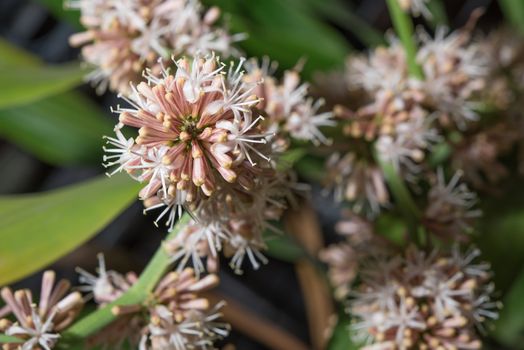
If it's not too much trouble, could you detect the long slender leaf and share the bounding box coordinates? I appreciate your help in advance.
[0,174,139,284]
[0,93,111,165]
[0,334,24,344]
[301,0,385,47]
[0,63,85,108]
[213,0,350,77]
[0,39,112,165]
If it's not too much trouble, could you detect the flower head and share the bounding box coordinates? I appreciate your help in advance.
[417,25,488,129]
[105,54,271,229]
[349,246,499,349]
[424,169,481,240]
[78,256,229,350]
[244,58,335,146]
[0,271,84,350]
[68,0,243,94]
[324,152,389,216]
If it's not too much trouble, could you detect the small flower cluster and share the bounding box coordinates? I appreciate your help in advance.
[349,246,499,350]
[68,0,242,94]
[319,211,377,300]
[244,57,335,146]
[423,169,481,240]
[323,19,524,217]
[78,255,229,349]
[0,271,84,350]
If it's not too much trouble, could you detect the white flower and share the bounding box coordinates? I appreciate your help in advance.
[6,309,60,350]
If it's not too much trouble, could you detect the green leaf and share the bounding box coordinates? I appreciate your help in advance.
[276,148,307,172]
[493,267,524,347]
[327,312,360,350]
[0,174,139,284]
[499,0,524,35]
[0,334,24,344]
[63,214,191,342]
[0,39,112,166]
[0,92,112,165]
[264,230,306,263]
[35,0,82,29]
[427,0,448,27]
[300,0,385,47]
[475,179,524,346]
[0,40,39,66]
[213,0,350,77]
[0,62,85,108]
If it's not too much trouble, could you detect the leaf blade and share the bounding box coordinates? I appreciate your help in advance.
[0,174,139,284]
[0,63,85,108]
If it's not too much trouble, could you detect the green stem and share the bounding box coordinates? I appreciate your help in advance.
[375,152,422,245]
[385,0,424,79]
[63,213,191,341]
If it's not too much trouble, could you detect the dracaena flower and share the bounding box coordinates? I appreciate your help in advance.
[244,58,335,146]
[78,256,229,350]
[349,245,500,350]
[324,152,389,216]
[0,271,84,350]
[104,54,272,230]
[417,25,489,130]
[423,169,481,240]
[68,0,243,94]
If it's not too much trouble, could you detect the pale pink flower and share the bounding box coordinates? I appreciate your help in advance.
[0,271,84,350]
[68,0,243,94]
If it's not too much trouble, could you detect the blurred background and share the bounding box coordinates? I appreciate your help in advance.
[0,0,514,349]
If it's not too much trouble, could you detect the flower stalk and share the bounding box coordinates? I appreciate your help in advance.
[63,213,191,342]
[385,0,424,79]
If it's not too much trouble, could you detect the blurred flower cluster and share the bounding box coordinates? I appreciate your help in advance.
[317,5,524,348]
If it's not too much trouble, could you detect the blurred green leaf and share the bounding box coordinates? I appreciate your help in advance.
[375,213,407,246]
[493,267,524,347]
[327,312,360,350]
[499,0,524,35]
[0,92,111,165]
[476,179,524,293]
[265,231,306,263]
[295,154,325,182]
[0,335,24,343]
[427,0,448,27]
[0,174,139,285]
[0,63,85,108]
[277,147,307,172]
[36,0,82,29]
[0,39,112,165]
[213,0,350,77]
[0,40,39,66]
[300,0,385,47]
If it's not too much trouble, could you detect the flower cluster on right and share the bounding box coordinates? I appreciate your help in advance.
[319,8,524,349]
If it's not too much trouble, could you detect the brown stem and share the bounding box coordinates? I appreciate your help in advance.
[205,292,309,350]
[284,202,334,350]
